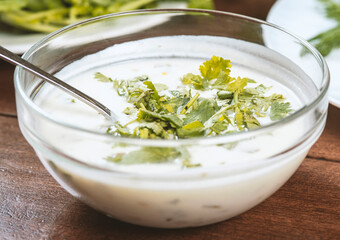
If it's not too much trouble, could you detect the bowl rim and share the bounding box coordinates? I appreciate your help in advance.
[14,8,330,148]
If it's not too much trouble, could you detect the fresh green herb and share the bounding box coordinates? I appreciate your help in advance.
[182,158,201,168]
[177,120,205,138]
[211,119,229,134]
[94,72,113,82]
[0,0,214,33]
[107,147,189,165]
[183,98,219,125]
[212,71,231,90]
[98,55,293,166]
[270,102,292,121]
[106,147,177,164]
[100,55,292,140]
[180,92,200,114]
[234,106,244,130]
[199,55,232,80]
[244,110,261,129]
[304,0,340,56]
[187,0,214,9]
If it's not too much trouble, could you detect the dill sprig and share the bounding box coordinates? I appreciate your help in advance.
[308,0,340,56]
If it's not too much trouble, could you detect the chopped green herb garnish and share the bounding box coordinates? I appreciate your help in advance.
[270,102,292,121]
[97,56,293,165]
[107,147,180,164]
[109,147,191,165]
[177,120,205,138]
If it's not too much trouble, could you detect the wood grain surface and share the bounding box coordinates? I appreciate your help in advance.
[1,0,339,239]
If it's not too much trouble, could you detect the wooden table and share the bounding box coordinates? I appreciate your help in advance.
[0,1,339,239]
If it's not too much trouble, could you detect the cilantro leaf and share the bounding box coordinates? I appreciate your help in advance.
[137,109,183,128]
[94,72,113,82]
[211,70,232,89]
[211,120,229,134]
[162,114,183,128]
[182,73,207,90]
[244,111,261,129]
[123,107,137,115]
[115,147,182,165]
[183,98,219,125]
[98,56,293,145]
[270,102,292,121]
[226,77,248,93]
[139,122,165,136]
[112,123,131,136]
[143,81,160,99]
[243,84,270,95]
[177,121,205,138]
[98,55,296,166]
[199,56,232,80]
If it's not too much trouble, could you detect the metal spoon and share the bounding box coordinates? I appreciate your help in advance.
[0,46,118,122]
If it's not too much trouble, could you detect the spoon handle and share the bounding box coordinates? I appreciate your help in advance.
[0,46,116,122]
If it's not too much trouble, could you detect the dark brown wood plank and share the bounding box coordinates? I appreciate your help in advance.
[0,62,16,116]
[0,116,339,239]
[308,105,340,162]
[44,158,340,240]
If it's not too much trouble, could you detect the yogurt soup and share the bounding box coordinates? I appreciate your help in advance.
[32,36,317,228]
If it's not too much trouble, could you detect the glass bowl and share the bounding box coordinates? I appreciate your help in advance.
[14,9,329,228]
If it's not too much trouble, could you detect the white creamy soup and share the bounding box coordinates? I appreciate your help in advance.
[33,36,315,227]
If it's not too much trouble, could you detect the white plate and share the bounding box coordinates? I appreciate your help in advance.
[267,0,340,108]
[0,2,187,55]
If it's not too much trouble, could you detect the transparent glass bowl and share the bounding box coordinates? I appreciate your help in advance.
[14,9,329,228]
